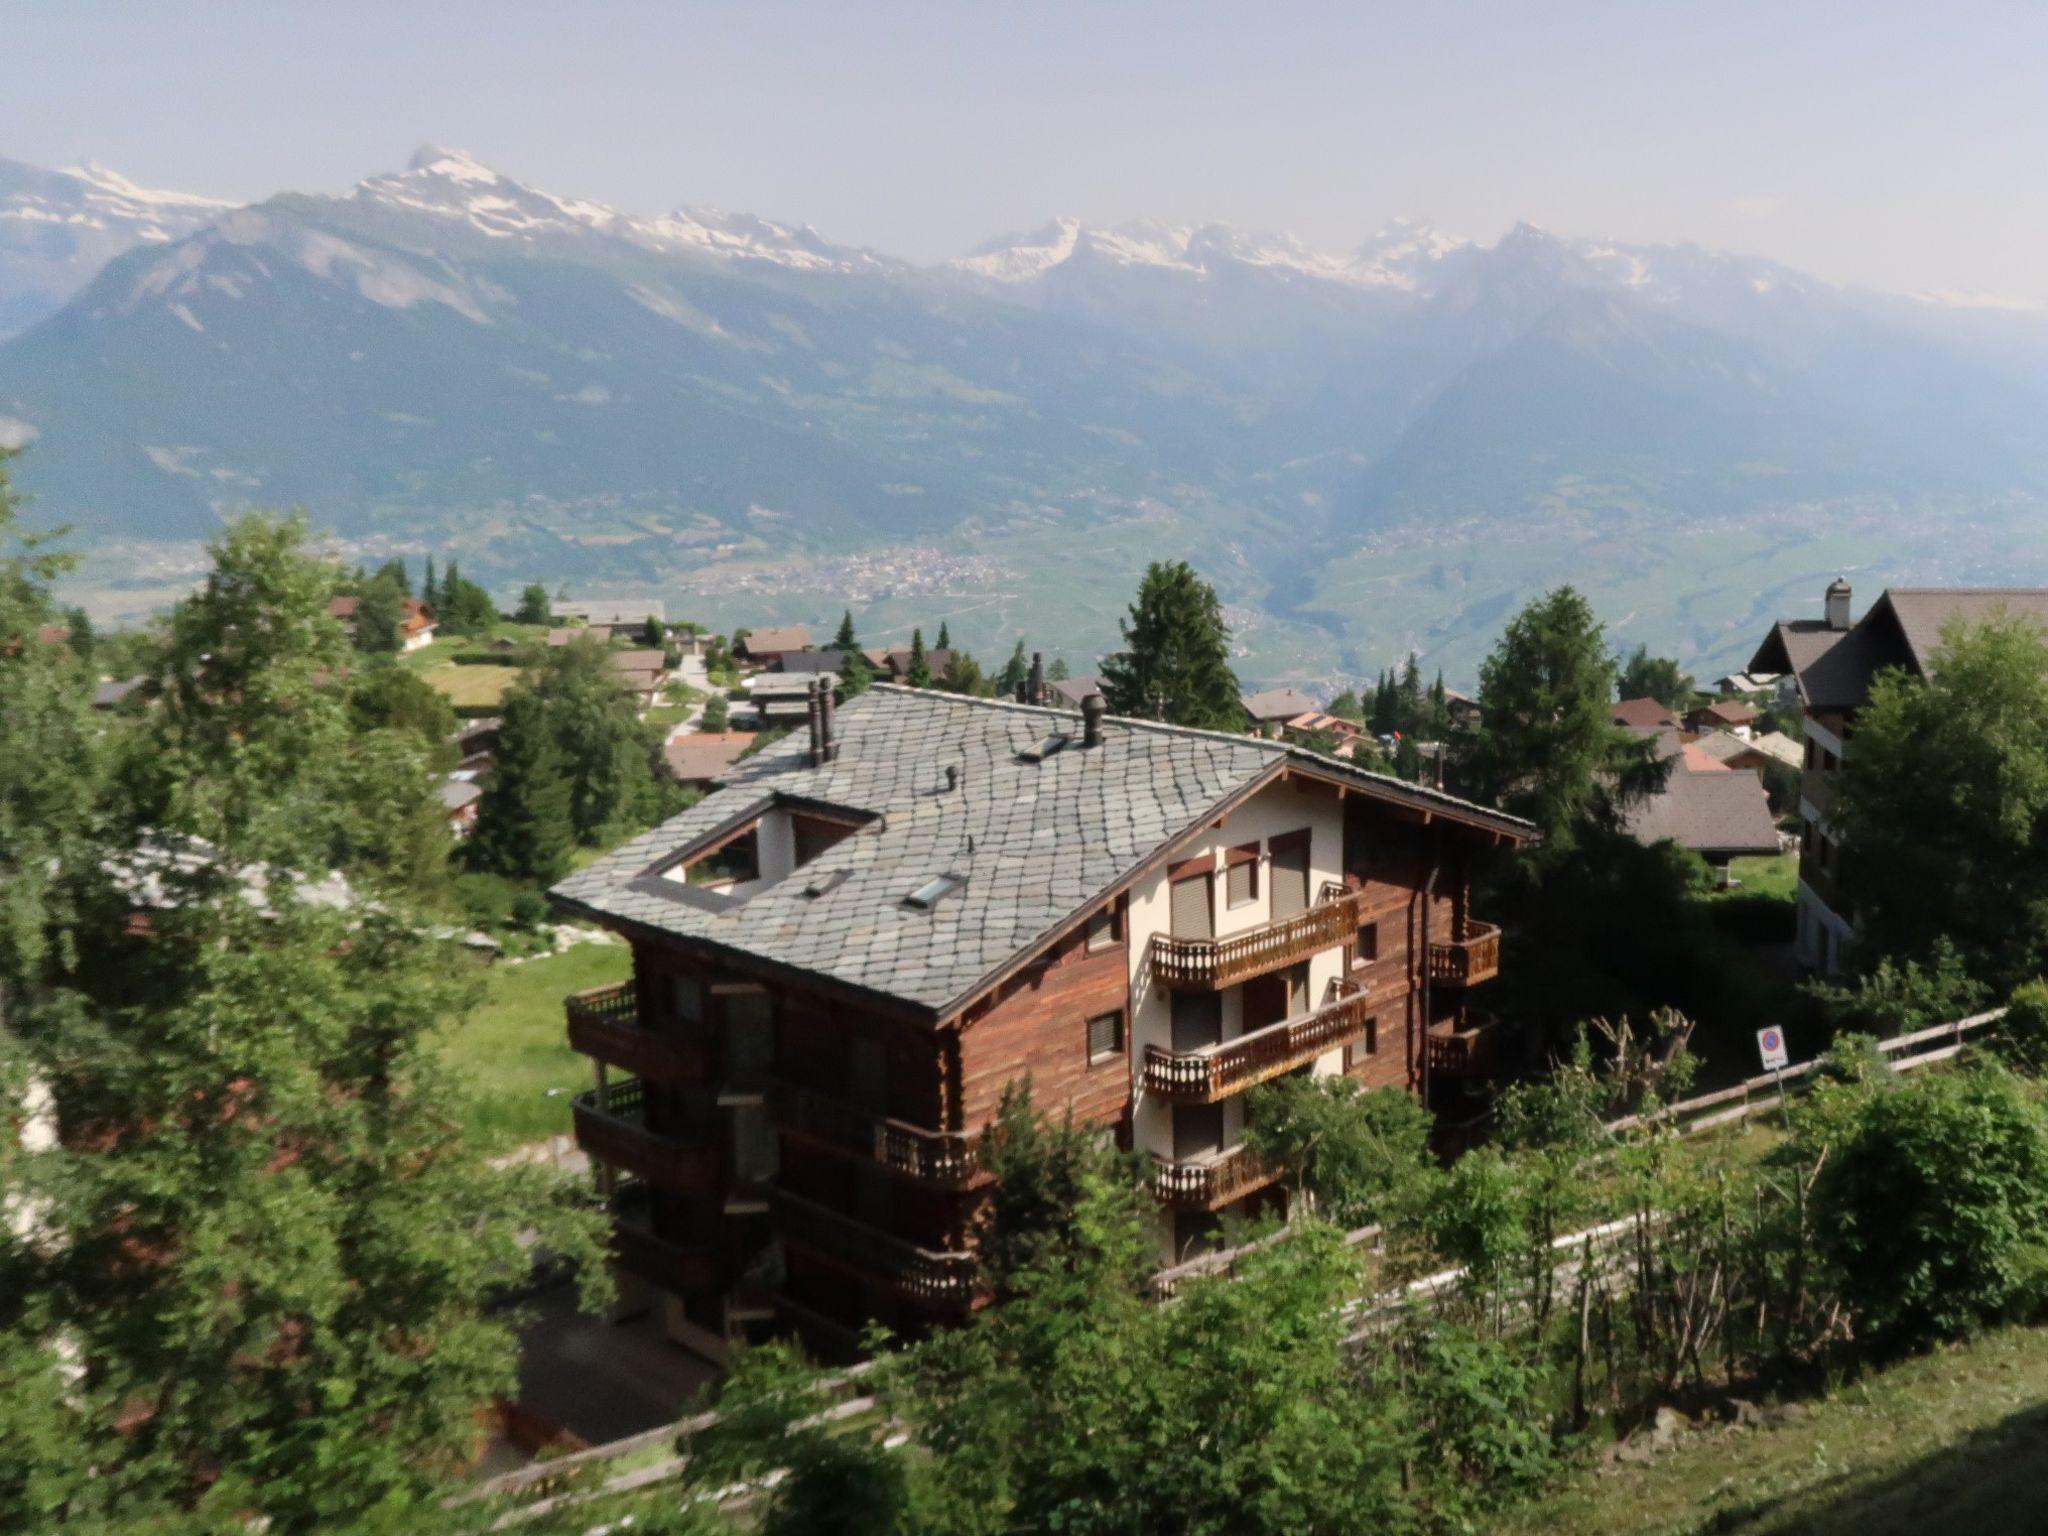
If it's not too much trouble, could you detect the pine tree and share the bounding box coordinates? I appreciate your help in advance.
[514,582,550,625]
[906,627,935,688]
[936,620,952,651]
[422,555,439,610]
[940,648,987,696]
[1098,561,1242,731]
[373,556,411,596]
[1047,657,1072,683]
[1328,687,1364,722]
[353,572,407,654]
[997,639,1030,697]
[470,690,576,881]
[832,609,876,698]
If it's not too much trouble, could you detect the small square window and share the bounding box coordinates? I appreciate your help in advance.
[1086,908,1117,953]
[1355,921,1379,963]
[1086,1011,1124,1064]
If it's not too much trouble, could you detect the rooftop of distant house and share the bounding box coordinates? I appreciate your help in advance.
[1611,696,1677,731]
[1622,765,1780,861]
[554,600,666,628]
[1241,687,1320,722]
[741,626,813,656]
[551,685,1533,1020]
[664,731,760,785]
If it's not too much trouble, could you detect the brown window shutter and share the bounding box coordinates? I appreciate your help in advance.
[1170,873,1214,938]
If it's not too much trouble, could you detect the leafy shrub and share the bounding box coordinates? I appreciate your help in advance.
[509,891,553,932]
[1999,980,2048,1076]
[1809,1064,2048,1351]
[1804,937,1987,1041]
[1244,1076,1439,1229]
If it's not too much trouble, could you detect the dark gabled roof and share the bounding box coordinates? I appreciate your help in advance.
[1752,589,2048,713]
[551,685,1532,1021]
[1622,766,1781,859]
[778,649,848,674]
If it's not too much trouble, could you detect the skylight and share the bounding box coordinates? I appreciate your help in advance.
[904,872,967,910]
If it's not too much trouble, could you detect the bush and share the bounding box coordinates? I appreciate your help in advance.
[509,892,554,932]
[1810,1064,2048,1352]
[1708,889,1795,946]
[1999,981,2048,1077]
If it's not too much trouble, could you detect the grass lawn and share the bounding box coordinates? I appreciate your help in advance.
[1493,1323,2048,1536]
[422,661,525,709]
[1711,850,1799,902]
[442,943,629,1153]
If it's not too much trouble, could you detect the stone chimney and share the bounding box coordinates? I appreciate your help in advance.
[1826,577,1852,632]
[806,675,827,765]
[1027,651,1045,707]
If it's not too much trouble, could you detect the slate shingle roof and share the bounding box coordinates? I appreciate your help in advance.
[551,685,1531,1019]
[1622,767,1781,859]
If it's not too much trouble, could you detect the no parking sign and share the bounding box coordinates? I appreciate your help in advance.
[1756,1026,1789,1073]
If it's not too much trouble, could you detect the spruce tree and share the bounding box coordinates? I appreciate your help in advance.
[1328,687,1364,723]
[832,609,876,697]
[1098,560,1242,731]
[422,555,439,610]
[514,582,550,625]
[353,571,407,654]
[1047,656,1071,683]
[997,639,1030,697]
[936,620,952,651]
[470,690,576,881]
[906,627,935,688]
[940,648,987,696]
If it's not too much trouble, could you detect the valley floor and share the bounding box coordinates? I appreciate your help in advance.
[1492,1322,2048,1536]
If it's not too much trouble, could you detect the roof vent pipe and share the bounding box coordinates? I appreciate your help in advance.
[820,673,838,762]
[944,765,959,792]
[1082,691,1106,748]
[806,676,826,765]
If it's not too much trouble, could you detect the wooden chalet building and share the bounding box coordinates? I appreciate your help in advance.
[1750,578,2048,973]
[549,683,1533,1360]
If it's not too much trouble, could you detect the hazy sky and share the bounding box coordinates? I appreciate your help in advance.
[7,0,2048,302]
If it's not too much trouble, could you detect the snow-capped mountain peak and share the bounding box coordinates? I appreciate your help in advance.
[350,147,892,273]
[57,162,236,215]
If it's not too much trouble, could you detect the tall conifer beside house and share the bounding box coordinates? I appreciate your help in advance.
[469,690,576,882]
[1098,560,1242,731]
[833,609,876,697]
[905,627,934,688]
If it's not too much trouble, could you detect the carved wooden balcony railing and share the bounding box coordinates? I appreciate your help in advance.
[1149,885,1365,991]
[1424,1011,1517,1078]
[1143,984,1370,1103]
[762,1078,983,1189]
[1150,1143,1283,1211]
[1426,920,1502,988]
[565,982,710,1085]
[572,1078,717,1192]
[768,1188,979,1312]
[609,1182,721,1294]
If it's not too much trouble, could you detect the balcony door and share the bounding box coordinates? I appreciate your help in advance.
[1172,1101,1225,1161]
[1171,991,1223,1053]
[1242,962,1309,1034]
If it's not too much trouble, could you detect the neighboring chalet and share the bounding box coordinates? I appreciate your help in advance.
[866,645,954,684]
[1691,729,1801,773]
[738,627,814,668]
[1750,578,2048,973]
[1442,687,1483,730]
[1684,699,1758,737]
[1611,696,1677,731]
[555,600,666,642]
[449,717,502,776]
[1241,687,1320,734]
[439,780,482,838]
[1620,761,1780,871]
[328,594,437,652]
[609,649,671,713]
[549,683,1533,1359]
[1282,710,1365,758]
[1046,673,1102,709]
[664,731,760,792]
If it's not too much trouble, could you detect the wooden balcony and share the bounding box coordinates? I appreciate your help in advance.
[565,982,710,1085]
[610,1183,720,1295]
[1424,1011,1518,1079]
[1149,885,1363,991]
[1144,984,1370,1103]
[1426,920,1502,988]
[768,1188,979,1312]
[763,1078,984,1189]
[572,1079,717,1192]
[1150,1143,1282,1211]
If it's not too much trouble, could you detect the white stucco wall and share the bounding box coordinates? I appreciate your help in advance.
[1126,781,1349,1181]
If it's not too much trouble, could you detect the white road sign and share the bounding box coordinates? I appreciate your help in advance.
[1756,1026,1789,1073]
